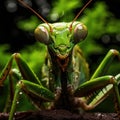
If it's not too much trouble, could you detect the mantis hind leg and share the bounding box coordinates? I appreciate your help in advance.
[74,49,120,117]
[74,75,120,112]
[2,69,22,112]
[0,53,54,120]
[0,53,42,111]
[0,53,41,86]
[9,79,54,120]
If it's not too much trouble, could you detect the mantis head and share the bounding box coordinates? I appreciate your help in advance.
[18,0,92,59]
[34,22,87,59]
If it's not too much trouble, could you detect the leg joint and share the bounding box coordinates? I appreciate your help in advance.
[109,76,118,86]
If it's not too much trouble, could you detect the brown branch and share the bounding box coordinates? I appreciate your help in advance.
[0,110,119,120]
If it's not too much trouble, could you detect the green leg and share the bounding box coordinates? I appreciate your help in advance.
[0,55,13,86]
[0,53,54,120]
[74,75,120,111]
[0,53,41,86]
[74,49,120,110]
[90,49,120,80]
[3,69,22,112]
[9,80,54,120]
[0,53,42,111]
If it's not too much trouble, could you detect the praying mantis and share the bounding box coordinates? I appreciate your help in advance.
[0,0,120,120]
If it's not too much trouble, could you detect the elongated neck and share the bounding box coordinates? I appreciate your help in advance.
[48,47,73,90]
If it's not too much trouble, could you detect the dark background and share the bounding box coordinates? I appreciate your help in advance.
[0,0,120,52]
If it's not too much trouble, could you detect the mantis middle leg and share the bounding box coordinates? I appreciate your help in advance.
[74,49,120,115]
[0,53,54,120]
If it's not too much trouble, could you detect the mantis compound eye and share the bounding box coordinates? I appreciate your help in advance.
[73,24,88,44]
[34,26,50,45]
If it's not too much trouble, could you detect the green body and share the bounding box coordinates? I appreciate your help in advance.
[0,21,120,120]
[37,22,89,90]
[37,22,89,110]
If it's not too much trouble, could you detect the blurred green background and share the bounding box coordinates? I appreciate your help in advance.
[0,0,120,113]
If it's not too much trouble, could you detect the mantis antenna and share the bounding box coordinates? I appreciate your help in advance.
[18,0,53,32]
[69,0,92,31]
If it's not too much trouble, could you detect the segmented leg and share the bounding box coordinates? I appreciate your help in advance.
[0,53,41,86]
[0,53,54,120]
[90,49,120,79]
[9,79,54,120]
[74,75,120,110]
[75,49,120,117]
[2,69,22,112]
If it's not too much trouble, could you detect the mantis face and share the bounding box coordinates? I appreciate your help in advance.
[34,22,88,59]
